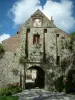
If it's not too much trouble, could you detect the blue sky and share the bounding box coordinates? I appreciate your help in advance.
[0,0,46,36]
[0,0,75,42]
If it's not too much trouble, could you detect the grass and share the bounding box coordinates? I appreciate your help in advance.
[0,85,22,96]
[0,96,18,100]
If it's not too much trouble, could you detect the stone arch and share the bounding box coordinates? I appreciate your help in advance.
[25,66,45,89]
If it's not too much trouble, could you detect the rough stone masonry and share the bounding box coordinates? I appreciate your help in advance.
[0,9,72,91]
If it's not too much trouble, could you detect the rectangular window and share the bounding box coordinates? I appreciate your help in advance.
[25,28,30,58]
[33,33,40,44]
[56,56,60,65]
[44,29,47,33]
[27,28,30,33]
[56,34,59,37]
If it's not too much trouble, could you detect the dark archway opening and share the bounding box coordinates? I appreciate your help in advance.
[25,66,45,89]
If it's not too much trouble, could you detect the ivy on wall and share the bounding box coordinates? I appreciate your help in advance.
[55,75,64,92]
[19,56,26,65]
[12,68,19,76]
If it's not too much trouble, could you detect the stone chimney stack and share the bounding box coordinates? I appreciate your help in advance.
[51,16,54,23]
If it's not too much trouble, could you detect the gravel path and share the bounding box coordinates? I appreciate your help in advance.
[14,89,75,100]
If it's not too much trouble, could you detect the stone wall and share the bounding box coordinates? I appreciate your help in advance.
[0,9,72,91]
[0,48,24,88]
[20,10,71,90]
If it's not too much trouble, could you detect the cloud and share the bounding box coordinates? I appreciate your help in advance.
[42,0,75,33]
[9,0,75,33]
[0,34,10,43]
[9,0,42,24]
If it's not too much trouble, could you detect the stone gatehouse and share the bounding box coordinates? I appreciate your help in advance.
[0,9,72,91]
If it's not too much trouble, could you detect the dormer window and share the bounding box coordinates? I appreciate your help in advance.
[33,33,40,44]
[33,18,41,27]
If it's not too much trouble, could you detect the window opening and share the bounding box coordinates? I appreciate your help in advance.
[44,29,47,33]
[33,33,40,44]
[56,56,60,65]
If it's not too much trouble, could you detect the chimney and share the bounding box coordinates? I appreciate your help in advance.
[51,16,54,23]
[51,16,53,20]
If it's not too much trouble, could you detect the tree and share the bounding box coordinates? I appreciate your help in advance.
[70,32,75,41]
[70,32,75,51]
[0,43,5,58]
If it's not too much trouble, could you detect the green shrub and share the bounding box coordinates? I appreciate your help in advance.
[19,56,25,65]
[0,96,18,100]
[0,84,22,96]
[64,80,74,93]
[0,43,4,52]
[0,88,12,96]
[11,87,22,94]
[55,75,64,92]
[5,90,12,96]
[0,43,5,59]
[64,69,75,93]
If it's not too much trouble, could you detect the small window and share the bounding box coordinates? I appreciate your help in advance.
[56,56,60,65]
[61,36,65,39]
[44,29,47,33]
[33,18,41,27]
[27,28,30,33]
[33,33,40,44]
[56,34,59,37]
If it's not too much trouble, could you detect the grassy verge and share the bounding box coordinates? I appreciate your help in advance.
[0,96,18,100]
[0,83,22,96]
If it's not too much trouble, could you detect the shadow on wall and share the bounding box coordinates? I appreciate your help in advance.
[65,69,75,93]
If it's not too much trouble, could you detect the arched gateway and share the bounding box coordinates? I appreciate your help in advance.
[0,9,71,91]
[25,66,45,89]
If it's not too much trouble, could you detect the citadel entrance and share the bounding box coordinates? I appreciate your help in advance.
[25,66,45,89]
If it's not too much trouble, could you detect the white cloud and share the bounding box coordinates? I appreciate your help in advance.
[0,34,10,43]
[9,0,42,24]
[9,0,75,33]
[42,0,75,32]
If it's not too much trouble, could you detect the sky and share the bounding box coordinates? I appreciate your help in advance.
[0,0,75,43]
